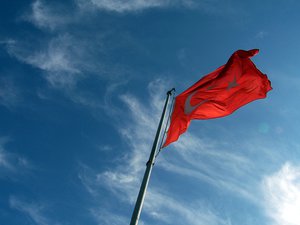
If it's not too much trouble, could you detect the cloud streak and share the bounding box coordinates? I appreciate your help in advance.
[76,0,243,16]
[6,34,84,89]
[77,0,197,13]
[90,208,130,225]
[0,76,20,109]
[0,137,31,177]
[24,0,71,31]
[9,196,60,225]
[6,0,131,98]
[158,131,260,202]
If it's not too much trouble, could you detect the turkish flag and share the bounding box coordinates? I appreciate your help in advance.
[163,49,272,147]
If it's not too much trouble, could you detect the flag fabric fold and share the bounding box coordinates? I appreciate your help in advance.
[163,49,272,147]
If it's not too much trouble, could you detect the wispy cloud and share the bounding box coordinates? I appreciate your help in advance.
[90,208,130,225]
[78,163,102,197]
[6,0,131,95]
[255,31,268,39]
[0,75,20,109]
[5,34,83,89]
[7,1,98,89]
[79,162,230,225]
[0,137,31,177]
[77,0,197,13]
[262,162,300,225]
[5,33,129,118]
[9,196,60,225]
[23,0,71,31]
[144,189,230,225]
[158,128,268,201]
[76,0,244,16]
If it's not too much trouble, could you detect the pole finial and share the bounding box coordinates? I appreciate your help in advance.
[167,88,175,96]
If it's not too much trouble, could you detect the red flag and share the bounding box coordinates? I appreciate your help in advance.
[163,49,272,147]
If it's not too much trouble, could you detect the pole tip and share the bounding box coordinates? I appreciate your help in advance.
[167,88,175,95]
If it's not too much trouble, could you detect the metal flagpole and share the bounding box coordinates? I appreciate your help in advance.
[129,88,175,225]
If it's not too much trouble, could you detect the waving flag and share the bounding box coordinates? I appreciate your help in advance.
[163,49,272,147]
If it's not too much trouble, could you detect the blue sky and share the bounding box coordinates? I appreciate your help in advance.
[1,0,300,225]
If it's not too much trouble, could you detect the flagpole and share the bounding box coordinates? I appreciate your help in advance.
[129,88,175,225]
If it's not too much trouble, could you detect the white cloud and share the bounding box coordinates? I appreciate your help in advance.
[7,0,128,91]
[77,0,196,13]
[24,0,70,31]
[255,31,268,39]
[6,35,83,89]
[158,131,260,202]
[76,0,244,15]
[4,35,129,114]
[262,162,300,225]
[97,144,113,152]
[0,76,20,109]
[0,137,31,176]
[90,209,129,225]
[144,190,230,225]
[9,196,60,225]
[78,163,102,197]
[79,162,230,225]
